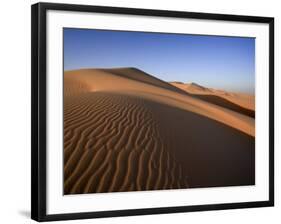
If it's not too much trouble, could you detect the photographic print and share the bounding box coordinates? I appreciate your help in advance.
[63,28,255,195]
[32,3,274,221]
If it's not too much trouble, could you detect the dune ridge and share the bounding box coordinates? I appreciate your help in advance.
[64,68,255,194]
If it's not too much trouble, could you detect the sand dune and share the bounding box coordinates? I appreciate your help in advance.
[170,82,255,113]
[65,69,254,136]
[64,68,255,194]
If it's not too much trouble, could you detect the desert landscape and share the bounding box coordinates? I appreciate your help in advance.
[63,67,255,195]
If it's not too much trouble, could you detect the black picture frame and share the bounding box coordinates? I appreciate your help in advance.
[31,2,274,222]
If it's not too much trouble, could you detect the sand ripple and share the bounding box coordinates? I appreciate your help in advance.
[64,92,189,194]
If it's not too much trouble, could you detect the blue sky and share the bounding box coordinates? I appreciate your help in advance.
[64,28,255,94]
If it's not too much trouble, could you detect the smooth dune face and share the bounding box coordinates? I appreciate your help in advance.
[64,68,255,194]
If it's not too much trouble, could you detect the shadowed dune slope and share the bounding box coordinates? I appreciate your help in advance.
[101,67,189,95]
[64,68,255,194]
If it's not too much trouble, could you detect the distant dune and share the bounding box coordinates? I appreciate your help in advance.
[64,68,255,194]
[170,82,255,118]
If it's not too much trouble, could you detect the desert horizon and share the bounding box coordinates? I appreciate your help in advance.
[63,67,255,195]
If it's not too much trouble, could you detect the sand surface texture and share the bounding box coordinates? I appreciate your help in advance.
[64,68,255,194]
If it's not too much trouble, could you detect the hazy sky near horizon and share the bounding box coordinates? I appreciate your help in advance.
[64,28,255,94]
